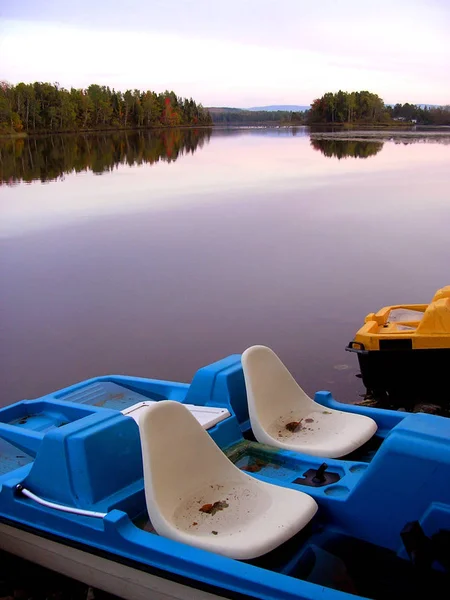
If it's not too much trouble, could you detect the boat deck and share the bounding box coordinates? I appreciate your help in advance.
[0,354,449,600]
[56,381,166,411]
[0,438,33,476]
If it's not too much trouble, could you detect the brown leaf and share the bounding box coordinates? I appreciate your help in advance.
[241,464,261,473]
[286,421,302,432]
[240,458,267,473]
[199,500,229,515]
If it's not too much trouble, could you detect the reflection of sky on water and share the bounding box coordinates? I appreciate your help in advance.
[1,129,449,238]
[1,127,450,405]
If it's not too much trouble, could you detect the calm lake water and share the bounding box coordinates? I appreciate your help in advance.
[1,127,449,405]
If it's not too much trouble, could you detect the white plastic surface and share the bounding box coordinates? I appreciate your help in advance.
[388,308,424,322]
[242,345,378,458]
[122,402,230,430]
[139,401,318,560]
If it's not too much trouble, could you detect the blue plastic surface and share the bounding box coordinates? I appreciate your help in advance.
[0,353,448,600]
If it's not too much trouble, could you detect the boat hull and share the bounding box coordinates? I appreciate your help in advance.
[0,522,223,600]
[349,345,450,401]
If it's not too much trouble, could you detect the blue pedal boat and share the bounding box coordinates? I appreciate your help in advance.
[0,346,449,600]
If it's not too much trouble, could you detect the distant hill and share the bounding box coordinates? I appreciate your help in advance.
[207,105,310,113]
[248,105,310,112]
[207,107,245,113]
[206,106,307,125]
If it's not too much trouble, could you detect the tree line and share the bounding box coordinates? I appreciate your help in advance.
[308,91,450,125]
[208,108,306,125]
[0,81,213,134]
[0,128,211,185]
[2,82,448,132]
[387,103,450,125]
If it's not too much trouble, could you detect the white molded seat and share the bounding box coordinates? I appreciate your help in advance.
[242,345,378,458]
[139,400,318,560]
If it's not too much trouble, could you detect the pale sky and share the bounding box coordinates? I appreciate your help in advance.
[1,0,449,107]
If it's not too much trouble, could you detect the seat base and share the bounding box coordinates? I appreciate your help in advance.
[261,408,378,458]
[166,478,318,560]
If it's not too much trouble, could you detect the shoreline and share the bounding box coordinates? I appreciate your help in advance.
[308,122,414,129]
[310,129,450,140]
[2,123,449,141]
[0,125,215,140]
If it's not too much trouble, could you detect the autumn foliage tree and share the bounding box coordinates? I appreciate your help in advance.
[0,81,212,133]
[161,96,182,126]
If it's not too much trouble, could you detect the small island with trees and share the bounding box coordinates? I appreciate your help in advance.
[307,90,450,126]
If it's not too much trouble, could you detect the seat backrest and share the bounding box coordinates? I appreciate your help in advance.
[242,346,316,436]
[417,297,450,334]
[431,285,450,303]
[139,401,243,527]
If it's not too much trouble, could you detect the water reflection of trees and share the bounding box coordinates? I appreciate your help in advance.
[0,128,212,185]
[310,138,384,159]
